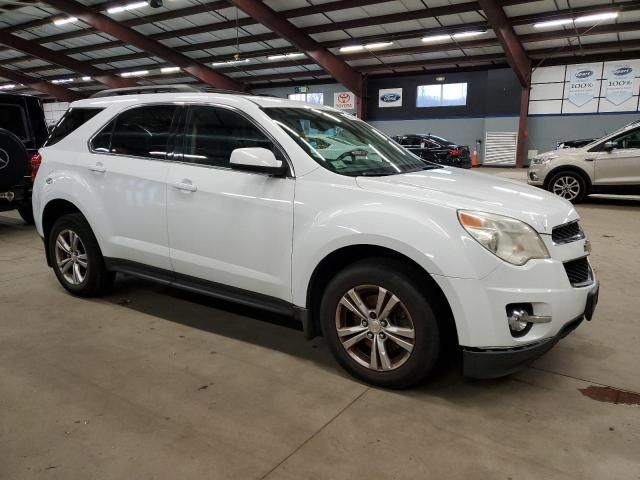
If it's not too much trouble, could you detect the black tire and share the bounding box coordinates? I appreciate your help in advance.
[17,203,34,224]
[0,129,29,190]
[319,258,441,389]
[547,170,588,203]
[48,213,115,297]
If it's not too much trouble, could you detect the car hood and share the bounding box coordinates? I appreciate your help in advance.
[356,168,578,234]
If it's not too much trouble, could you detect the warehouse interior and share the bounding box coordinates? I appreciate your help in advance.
[1,0,639,478]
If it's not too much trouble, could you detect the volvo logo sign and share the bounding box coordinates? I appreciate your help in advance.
[0,148,9,171]
[613,66,633,76]
[380,93,401,103]
[575,70,594,79]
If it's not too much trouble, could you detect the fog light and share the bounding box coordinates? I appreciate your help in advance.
[529,172,539,181]
[508,309,529,333]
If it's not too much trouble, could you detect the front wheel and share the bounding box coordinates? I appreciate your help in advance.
[547,171,587,203]
[319,259,441,389]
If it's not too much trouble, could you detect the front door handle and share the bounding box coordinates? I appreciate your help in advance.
[173,180,197,192]
[88,162,106,173]
[585,158,595,162]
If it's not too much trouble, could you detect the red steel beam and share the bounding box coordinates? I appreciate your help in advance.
[41,0,244,91]
[0,65,84,101]
[227,0,364,99]
[477,0,530,87]
[0,31,136,89]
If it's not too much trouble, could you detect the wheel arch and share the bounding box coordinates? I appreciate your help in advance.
[305,244,458,346]
[544,165,592,191]
[41,199,85,266]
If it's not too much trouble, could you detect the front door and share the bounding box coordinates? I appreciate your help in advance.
[166,104,295,301]
[594,127,640,185]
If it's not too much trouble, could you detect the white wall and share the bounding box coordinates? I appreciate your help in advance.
[43,101,69,126]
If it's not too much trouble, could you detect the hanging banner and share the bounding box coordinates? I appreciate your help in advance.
[378,88,403,108]
[605,63,635,105]
[567,64,599,107]
[333,91,355,110]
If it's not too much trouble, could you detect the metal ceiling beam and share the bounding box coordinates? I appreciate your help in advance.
[477,0,530,87]
[227,0,364,98]
[0,30,136,88]
[41,0,244,91]
[0,65,83,101]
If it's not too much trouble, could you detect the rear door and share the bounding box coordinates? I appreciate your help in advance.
[79,104,180,269]
[594,127,640,185]
[166,104,295,300]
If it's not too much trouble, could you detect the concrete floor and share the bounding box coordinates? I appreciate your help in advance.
[1,180,639,479]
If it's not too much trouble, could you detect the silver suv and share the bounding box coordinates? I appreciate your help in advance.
[528,120,640,202]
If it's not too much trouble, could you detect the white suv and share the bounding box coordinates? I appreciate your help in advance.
[528,120,640,202]
[32,91,599,388]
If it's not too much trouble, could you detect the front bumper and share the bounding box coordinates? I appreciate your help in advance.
[527,163,548,186]
[463,279,598,378]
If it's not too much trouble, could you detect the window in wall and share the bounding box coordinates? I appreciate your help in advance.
[417,83,468,107]
[287,92,324,105]
[182,106,275,168]
[109,105,177,159]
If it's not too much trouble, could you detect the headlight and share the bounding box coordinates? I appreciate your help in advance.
[458,211,550,266]
[530,155,555,165]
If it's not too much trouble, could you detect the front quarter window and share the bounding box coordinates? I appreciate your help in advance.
[265,107,438,176]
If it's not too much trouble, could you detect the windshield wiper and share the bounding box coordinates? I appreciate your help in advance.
[357,171,397,177]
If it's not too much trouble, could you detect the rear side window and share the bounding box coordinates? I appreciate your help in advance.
[0,104,28,140]
[109,105,177,159]
[182,106,274,168]
[45,108,103,146]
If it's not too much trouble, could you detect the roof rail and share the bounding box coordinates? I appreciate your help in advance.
[89,84,202,98]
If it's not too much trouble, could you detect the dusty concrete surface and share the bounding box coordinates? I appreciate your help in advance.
[1,187,639,480]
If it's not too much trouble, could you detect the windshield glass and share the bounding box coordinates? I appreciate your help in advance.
[585,120,640,149]
[264,107,439,176]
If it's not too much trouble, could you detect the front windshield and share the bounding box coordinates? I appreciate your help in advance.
[265,107,439,176]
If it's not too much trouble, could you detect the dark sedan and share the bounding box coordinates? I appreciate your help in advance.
[393,134,471,168]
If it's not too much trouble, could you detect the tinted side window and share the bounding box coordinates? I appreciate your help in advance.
[182,106,273,168]
[0,104,28,140]
[614,128,640,150]
[45,108,103,146]
[110,105,177,159]
[90,119,115,153]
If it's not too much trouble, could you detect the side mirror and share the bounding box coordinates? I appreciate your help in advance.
[229,147,286,175]
[604,141,618,152]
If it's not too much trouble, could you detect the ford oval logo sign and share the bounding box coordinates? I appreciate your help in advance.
[380,93,401,102]
[575,70,594,79]
[613,66,632,76]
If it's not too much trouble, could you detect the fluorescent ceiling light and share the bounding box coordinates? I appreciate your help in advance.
[82,76,91,81]
[52,78,74,84]
[422,34,452,42]
[452,31,486,38]
[267,53,305,60]
[160,66,181,73]
[107,1,147,13]
[340,45,365,53]
[0,84,16,90]
[533,18,574,28]
[575,12,618,23]
[120,70,149,77]
[211,58,250,66]
[365,41,393,50]
[53,16,78,26]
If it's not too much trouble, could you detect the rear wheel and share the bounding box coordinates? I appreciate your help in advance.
[48,213,115,296]
[320,259,441,388]
[547,171,587,203]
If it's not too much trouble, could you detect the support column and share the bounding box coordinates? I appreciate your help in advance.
[516,85,530,168]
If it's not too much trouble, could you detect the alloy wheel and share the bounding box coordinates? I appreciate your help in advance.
[552,175,581,201]
[55,229,88,285]
[335,285,416,371]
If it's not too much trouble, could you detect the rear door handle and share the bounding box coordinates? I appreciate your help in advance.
[173,180,197,192]
[88,162,106,173]
[585,158,595,162]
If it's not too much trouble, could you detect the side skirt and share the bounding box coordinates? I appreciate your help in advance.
[103,258,315,334]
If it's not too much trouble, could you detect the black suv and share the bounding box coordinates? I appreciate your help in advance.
[393,134,471,169]
[0,93,48,223]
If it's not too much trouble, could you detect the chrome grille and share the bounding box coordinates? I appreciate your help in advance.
[563,257,592,287]
[552,221,584,244]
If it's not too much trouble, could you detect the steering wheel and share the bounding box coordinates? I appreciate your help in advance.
[336,149,367,162]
